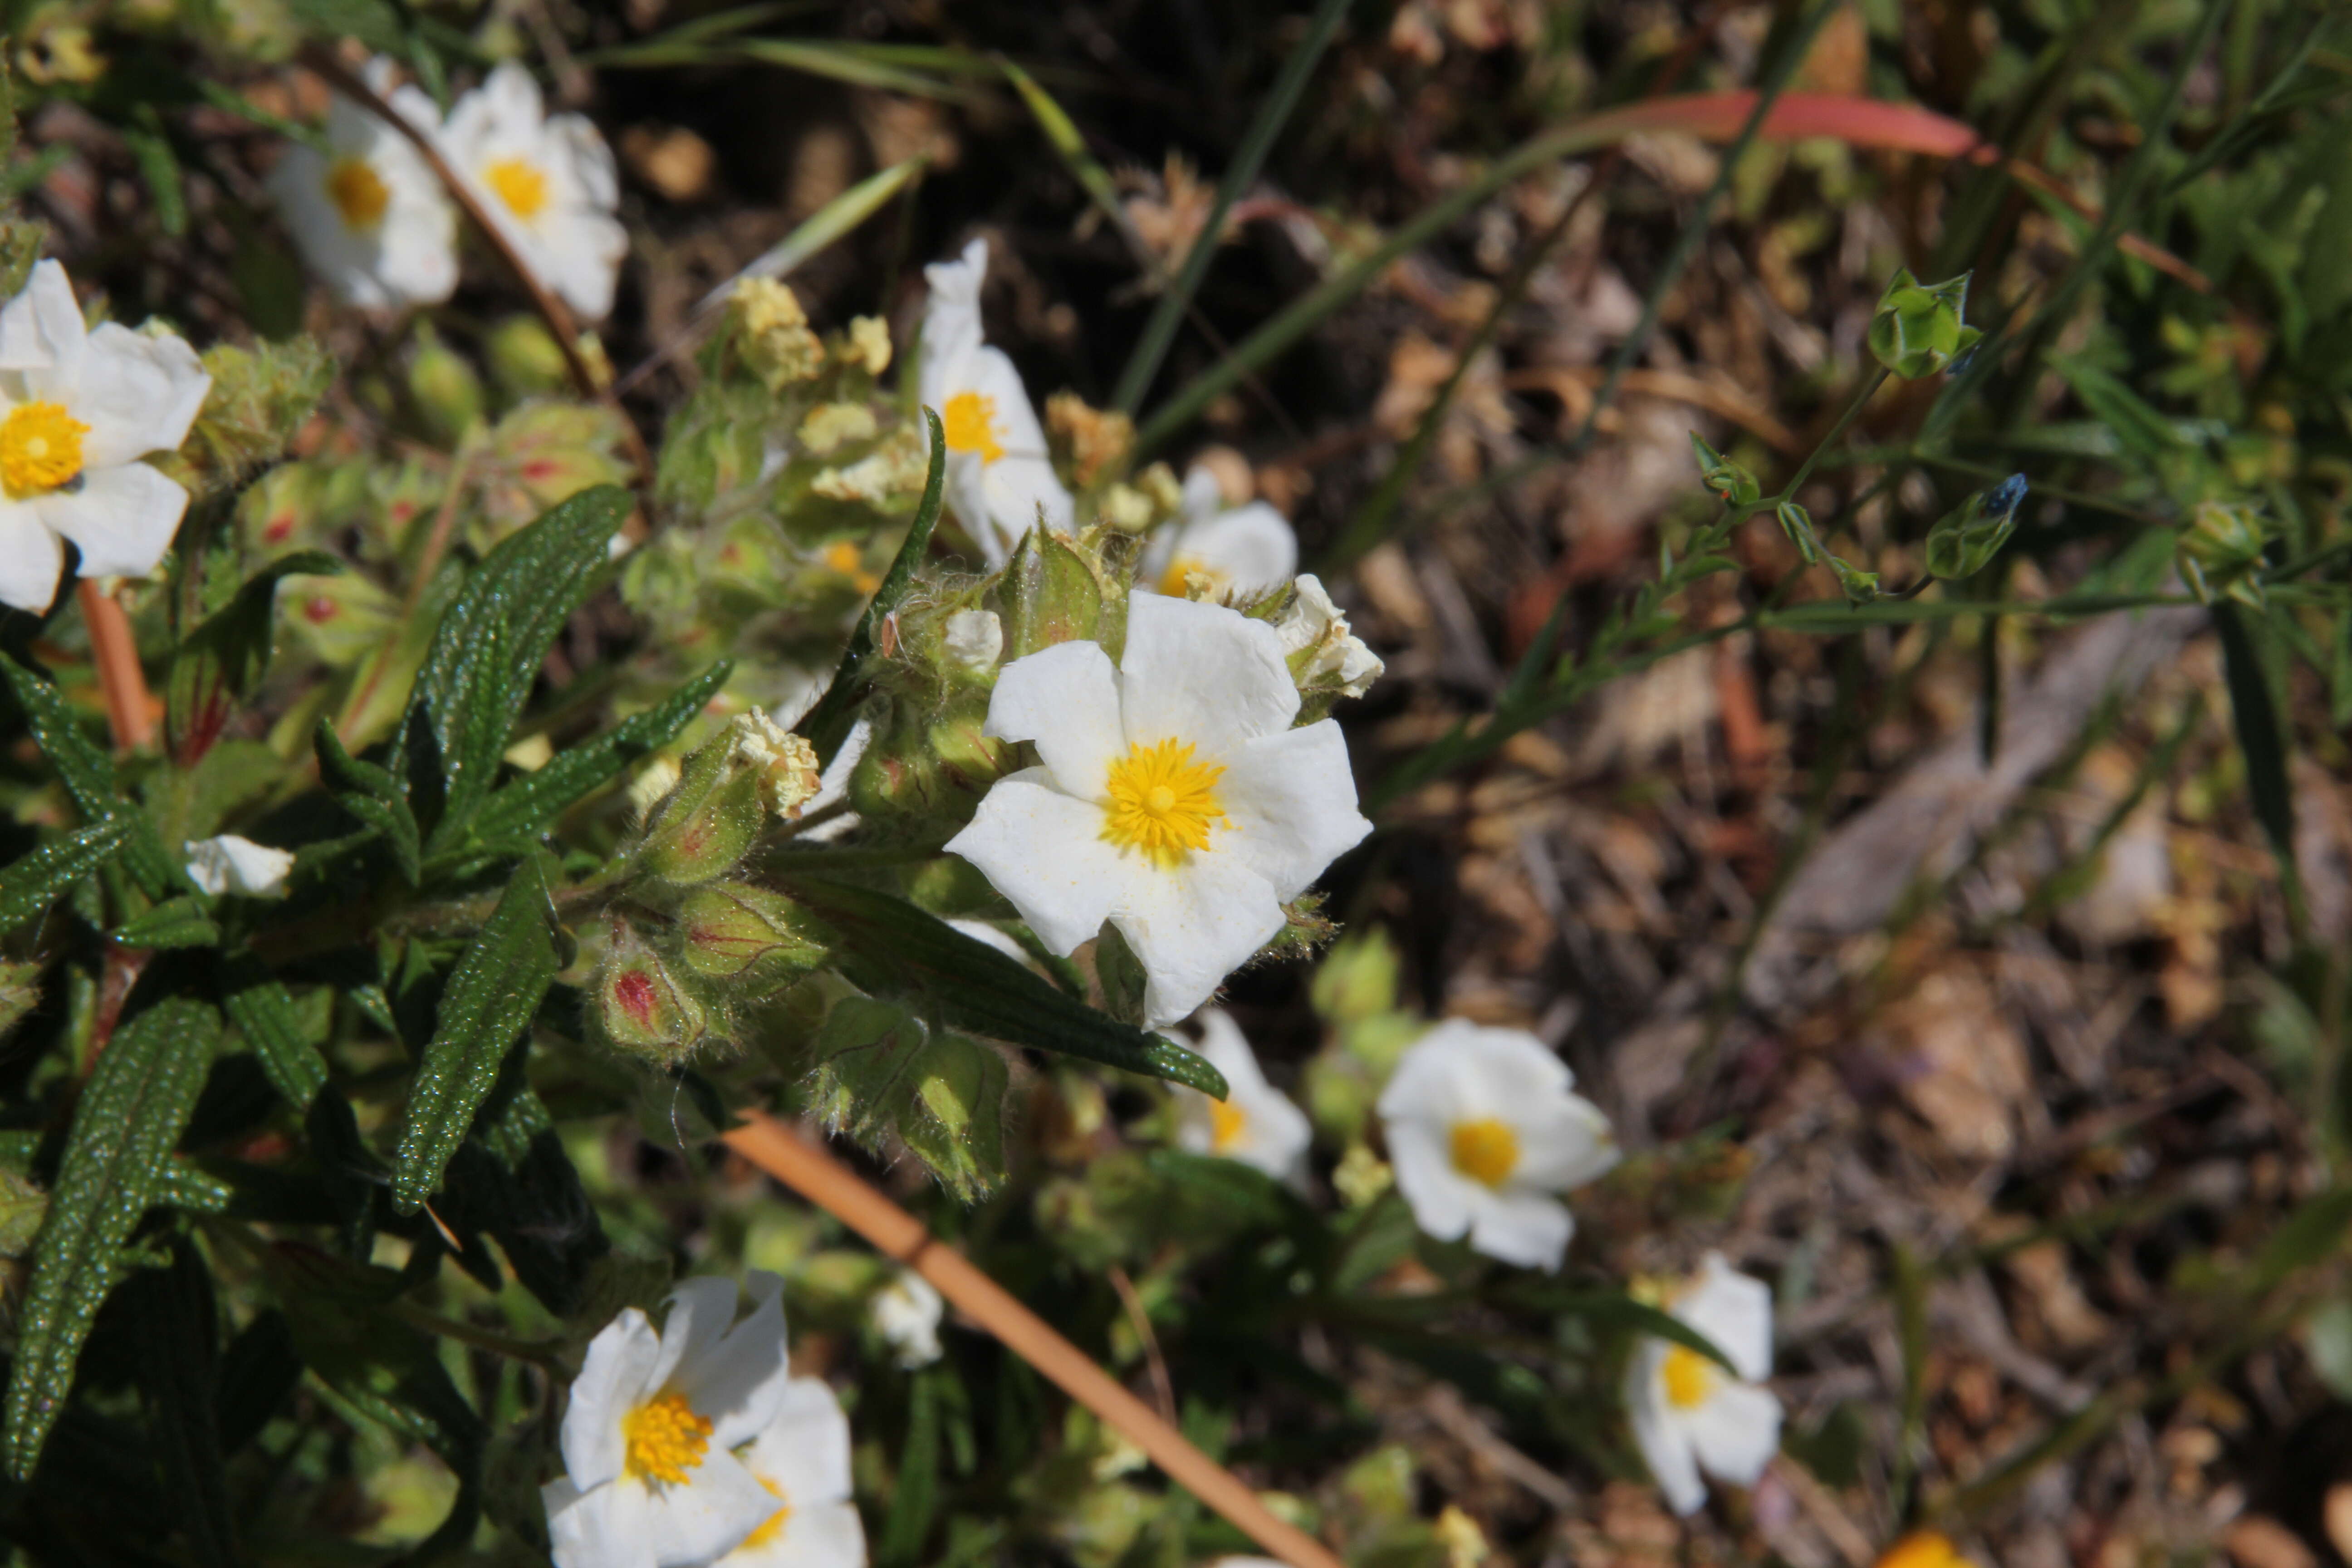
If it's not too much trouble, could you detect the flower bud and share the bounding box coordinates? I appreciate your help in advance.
[407,324,485,443]
[1867,267,1982,379]
[485,314,572,399]
[1924,474,2029,580]
[673,882,830,991]
[1690,432,1760,507]
[595,929,710,1062]
[999,528,1107,658]
[637,713,819,885]
[943,608,1004,674]
[2177,499,2270,607]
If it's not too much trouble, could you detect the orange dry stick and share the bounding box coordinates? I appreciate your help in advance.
[77,579,153,753]
[720,1111,1346,1568]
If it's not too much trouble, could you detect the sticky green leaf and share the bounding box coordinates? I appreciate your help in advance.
[111,897,221,951]
[220,963,330,1111]
[777,877,1226,1097]
[314,720,421,885]
[0,653,182,898]
[5,995,221,1479]
[0,820,131,935]
[469,660,733,847]
[390,860,561,1213]
[2215,603,2305,931]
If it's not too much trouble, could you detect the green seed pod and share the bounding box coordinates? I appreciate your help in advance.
[595,928,711,1062]
[673,882,831,990]
[1867,268,1983,379]
[1924,474,2029,580]
[406,324,485,443]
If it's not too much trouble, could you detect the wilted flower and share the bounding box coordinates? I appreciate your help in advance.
[1625,1252,1782,1515]
[1139,466,1297,598]
[870,1270,945,1369]
[945,593,1372,1026]
[267,58,458,309]
[0,260,211,613]
[185,834,295,898]
[731,279,824,391]
[542,1274,803,1568]
[917,238,1070,564]
[1274,575,1384,699]
[440,64,628,320]
[1377,1022,1616,1271]
[1170,1009,1312,1182]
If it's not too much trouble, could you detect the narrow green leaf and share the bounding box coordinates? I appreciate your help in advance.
[111,897,221,951]
[1000,59,1146,270]
[125,1239,236,1568]
[390,860,561,1212]
[314,720,421,884]
[2215,603,2306,929]
[799,410,945,766]
[166,550,341,765]
[0,652,181,898]
[469,660,732,845]
[1494,1286,1742,1373]
[777,877,1227,1096]
[878,1371,942,1568]
[398,484,630,847]
[0,820,131,934]
[220,964,330,1111]
[5,995,221,1480]
[693,160,926,313]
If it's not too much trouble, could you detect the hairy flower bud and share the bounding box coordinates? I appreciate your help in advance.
[2177,499,2270,607]
[673,882,830,990]
[1868,268,1982,379]
[1690,432,1761,507]
[1924,474,2029,580]
[596,930,710,1061]
[407,324,485,442]
[485,314,572,399]
[637,713,820,885]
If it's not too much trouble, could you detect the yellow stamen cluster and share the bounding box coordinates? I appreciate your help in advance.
[1876,1534,1970,1568]
[941,390,1005,464]
[1447,1117,1519,1188]
[740,1476,793,1549]
[1660,1345,1715,1410]
[1101,739,1226,868]
[325,156,390,229]
[485,156,551,220]
[0,401,88,497]
[622,1392,713,1485]
[1157,555,1213,598]
[1209,1098,1249,1152]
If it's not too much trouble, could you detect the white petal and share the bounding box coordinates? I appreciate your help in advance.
[1216,720,1371,902]
[0,500,61,612]
[72,323,211,467]
[723,1498,865,1568]
[944,918,1027,963]
[0,260,84,378]
[563,1308,664,1490]
[551,111,621,209]
[633,1448,779,1568]
[870,1272,946,1368]
[976,453,1070,561]
[1177,1010,1312,1181]
[1383,1114,1475,1242]
[537,209,629,320]
[1108,847,1285,1028]
[1464,1186,1573,1270]
[918,237,989,412]
[182,835,294,897]
[1684,1378,1782,1489]
[673,1273,793,1450]
[741,1377,856,1504]
[982,639,1124,799]
[1180,465,1224,520]
[1507,1091,1619,1193]
[1625,1349,1706,1516]
[943,608,1003,671]
[33,462,190,580]
[945,772,1129,954]
[651,1276,743,1401]
[545,1478,657,1568]
[1165,503,1297,596]
[1117,593,1297,758]
[1674,1254,1775,1383]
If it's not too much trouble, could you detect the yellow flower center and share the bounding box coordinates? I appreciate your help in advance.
[1209,1097,1248,1152]
[1661,1345,1716,1410]
[941,390,1006,464]
[622,1392,713,1485]
[740,1475,792,1549]
[0,401,88,498]
[1157,555,1213,598]
[1876,1534,1969,1568]
[485,156,551,220]
[325,155,390,230]
[1447,1117,1518,1188]
[1101,739,1226,869]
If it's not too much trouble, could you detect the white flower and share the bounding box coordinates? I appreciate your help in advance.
[707,1380,867,1568]
[266,59,457,309]
[1275,575,1383,698]
[1625,1253,1783,1516]
[946,593,1369,1026]
[943,608,1004,671]
[1170,1009,1312,1182]
[184,834,295,897]
[0,260,210,613]
[440,64,628,320]
[1138,467,1297,598]
[869,1271,945,1369]
[542,1274,799,1568]
[917,239,1070,565]
[1376,1021,1616,1271]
